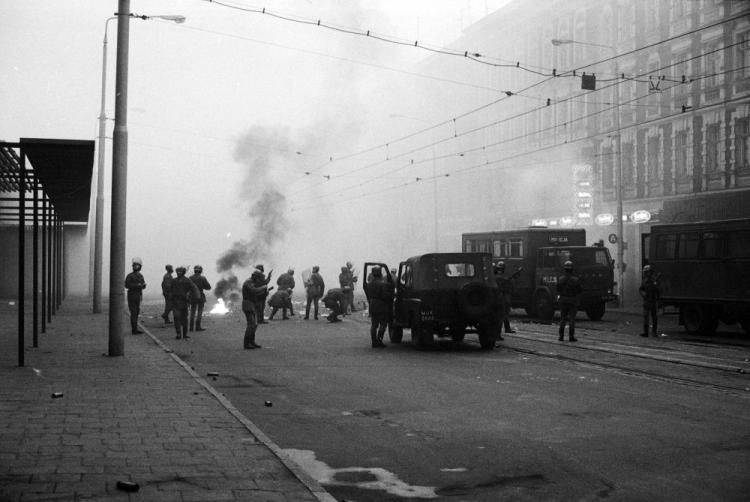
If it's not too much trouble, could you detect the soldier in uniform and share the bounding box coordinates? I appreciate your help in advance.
[339,266,353,314]
[254,264,273,324]
[322,287,345,323]
[304,265,325,320]
[189,265,212,332]
[276,268,296,315]
[161,264,174,324]
[363,267,393,348]
[124,257,147,334]
[639,265,661,337]
[556,260,582,342]
[268,288,292,320]
[242,269,269,349]
[170,266,199,340]
[494,261,521,340]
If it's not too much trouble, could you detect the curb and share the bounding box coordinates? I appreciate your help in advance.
[140,324,337,502]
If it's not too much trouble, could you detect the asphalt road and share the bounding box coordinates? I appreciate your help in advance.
[140,299,750,501]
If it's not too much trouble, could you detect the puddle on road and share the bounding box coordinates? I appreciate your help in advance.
[284,448,438,499]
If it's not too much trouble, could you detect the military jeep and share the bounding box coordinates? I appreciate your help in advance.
[364,253,501,350]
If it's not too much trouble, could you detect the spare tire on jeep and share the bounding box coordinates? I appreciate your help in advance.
[459,282,496,319]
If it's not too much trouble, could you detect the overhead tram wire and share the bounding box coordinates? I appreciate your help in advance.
[290,42,746,202]
[288,65,750,212]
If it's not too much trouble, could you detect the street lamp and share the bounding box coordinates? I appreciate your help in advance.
[94,12,186,315]
[551,38,624,307]
[388,114,439,252]
[104,4,186,356]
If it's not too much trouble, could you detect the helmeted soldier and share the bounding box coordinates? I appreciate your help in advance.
[242,269,269,349]
[170,266,200,340]
[639,265,661,337]
[124,257,146,334]
[305,265,325,320]
[276,268,296,315]
[189,265,212,332]
[268,288,292,320]
[161,264,174,324]
[339,266,353,314]
[363,267,393,348]
[253,264,273,324]
[322,287,345,323]
[556,260,582,342]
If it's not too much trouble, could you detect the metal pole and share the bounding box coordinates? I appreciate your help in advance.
[33,176,39,347]
[18,149,26,367]
[41,196,47,331]
[108,1,130,357]
[613,54,624,308]
[432,143,438,252]
[94,17,116,314]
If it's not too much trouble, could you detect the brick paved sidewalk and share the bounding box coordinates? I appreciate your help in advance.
[0,297,335,501]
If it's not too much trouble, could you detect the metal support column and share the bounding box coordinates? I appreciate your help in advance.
[18,150,26,367]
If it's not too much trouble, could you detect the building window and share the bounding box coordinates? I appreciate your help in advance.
[706,123,720,173]
[648,136,661,182]
[509,239,523,258]
[736,118,750,170]
[675,129,689,178]
[739,32,750,79]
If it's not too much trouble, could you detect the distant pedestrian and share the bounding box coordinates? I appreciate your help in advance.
[304,265,325,320]
[268,288,292,320]
[242,269,269,349]
[363,267,393,348]
[170,266,199,340]
[124,257,146,334]
[639,265,661,337]
[276,268,296,315]
[161,264,174,324]
[254,264,273,324]
[346,261,359,311]
[189,265,211,332]
[556,260,582,342]
[322,287,345,323]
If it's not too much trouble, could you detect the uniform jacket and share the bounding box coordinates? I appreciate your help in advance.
[189,273,211,304]
[306,272,325,299]
[268,289,292,308]
[339,269,354,291]
[242,279,268,312]
[639,277,661,307]
[170,276,199,309]
[125,271,146,298]
[161,272,173,296]
[364,277,393,319]
[556,273,582,306]
[276,273,295,291]
[322,287,344,308]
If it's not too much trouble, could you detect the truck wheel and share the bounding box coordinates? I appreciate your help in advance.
[477,321,497,350]
[459,282,495,318]
[412,323,433,350]
[388,324,403,343]
[683,304,719,335]
[585,301,606,321]
[741,319,750,336]
[535,292,554,322]
[450,323,465,343]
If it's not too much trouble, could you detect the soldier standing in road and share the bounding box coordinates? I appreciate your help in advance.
[493,261,519,341]
[556,260,582,342]
[124,257,146,335]
[363,267,393,348]
[346,261,359,312]
[305,265,325,320]
[170,266,199,340]
[161,264,174,325]
[254,264,273,324]
[189,265,211,332]
[639,265,661,337]
[339,266,353,315]
[242,269,269,349]
[276,268,296,315]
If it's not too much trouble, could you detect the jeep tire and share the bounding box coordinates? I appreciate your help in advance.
[450,323,465,343]
[459,282,495,319]
[412,322,433,350]
[388,324,404,343]
[585,300,606,321]
[535,291,554,322]
[477,321,498,350]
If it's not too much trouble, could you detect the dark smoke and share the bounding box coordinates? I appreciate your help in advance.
[213,127,294,304]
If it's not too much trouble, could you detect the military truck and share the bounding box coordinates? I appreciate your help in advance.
[363,253,501,350]
[462,227,617,321]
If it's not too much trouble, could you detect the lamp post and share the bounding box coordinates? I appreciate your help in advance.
[388,114,439,252]
[551,38,624,307]
[106,3,186,356]
[94,12,186,315]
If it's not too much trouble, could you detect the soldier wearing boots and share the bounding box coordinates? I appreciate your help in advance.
[639,265,661,337]
[242,269,268,349]
[124,257,147,334]
[254,264,273,324]
[556,260,582,342]
[170,266,200,340]
[161,264,174,324]
[305,266,325,320]
[189,265,211,332]
[363,266,393,348]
